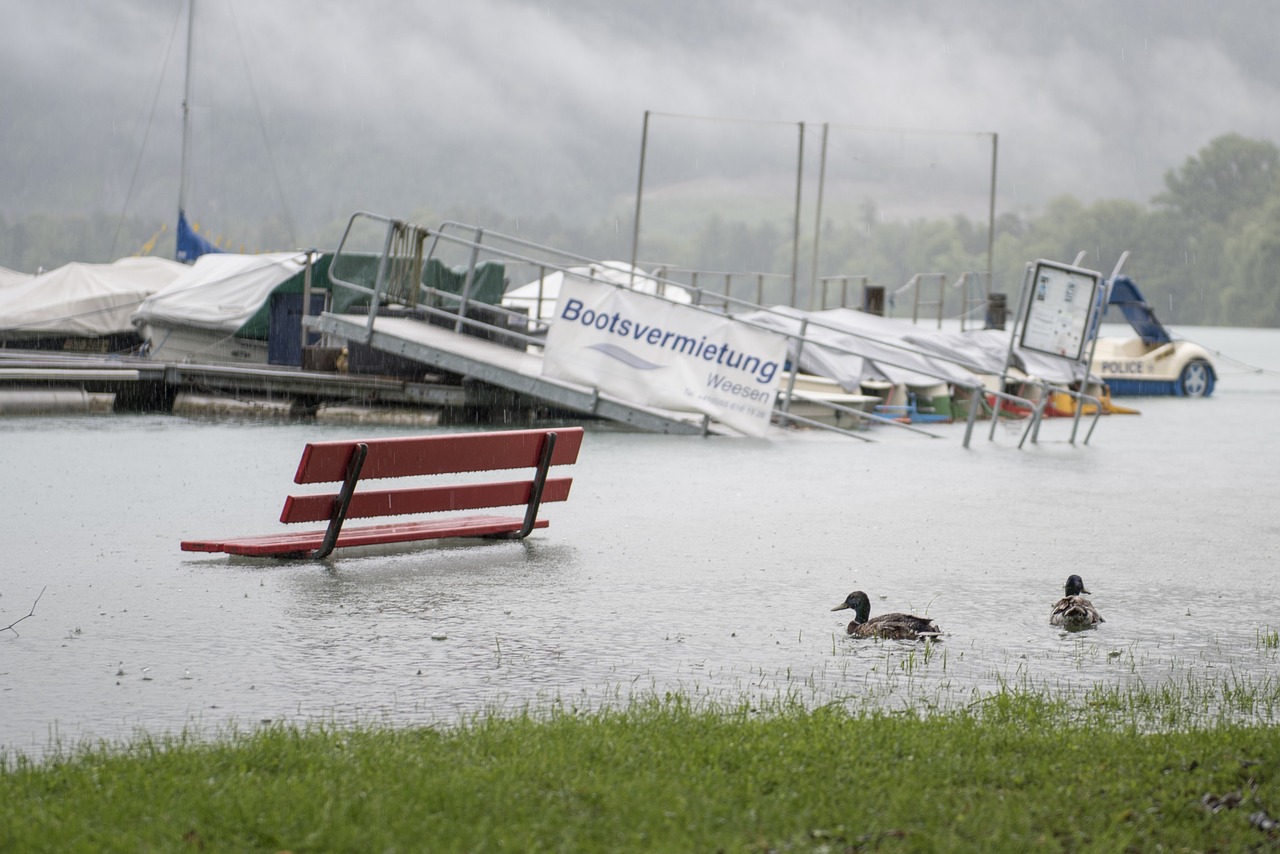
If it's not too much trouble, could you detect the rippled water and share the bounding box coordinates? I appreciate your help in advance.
[2,326,1279,756]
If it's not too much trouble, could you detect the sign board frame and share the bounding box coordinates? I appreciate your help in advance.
[1018,259,1103,362]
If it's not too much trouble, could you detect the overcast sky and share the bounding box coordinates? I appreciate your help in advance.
[3,0,1278,247]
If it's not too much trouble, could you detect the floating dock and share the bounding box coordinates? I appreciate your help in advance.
[0,351,469,419]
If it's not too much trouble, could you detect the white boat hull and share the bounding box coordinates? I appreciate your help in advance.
[140,323,268,364]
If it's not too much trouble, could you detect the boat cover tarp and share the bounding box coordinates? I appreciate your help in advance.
[132,252,383,340]
[425,258,506,305]
[903,329,1086,384]
[0,265,34,289]
[503,261,690,320]
[738,306,1087,389]
[1104,275,1171,346]
[132,252,309,339]
[326,252,505,307]
[0,256,187,339]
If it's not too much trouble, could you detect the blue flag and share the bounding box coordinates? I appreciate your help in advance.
[176,209,224,263]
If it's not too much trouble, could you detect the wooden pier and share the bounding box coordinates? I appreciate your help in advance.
[0,350,471,419]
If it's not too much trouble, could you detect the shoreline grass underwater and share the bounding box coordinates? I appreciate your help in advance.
[3,684,1280,852]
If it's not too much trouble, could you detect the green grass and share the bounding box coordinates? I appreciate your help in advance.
[3,690,1279,852]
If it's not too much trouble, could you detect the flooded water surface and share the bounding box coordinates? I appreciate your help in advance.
[3,326,1279,756]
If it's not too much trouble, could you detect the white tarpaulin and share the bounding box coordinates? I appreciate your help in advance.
[502,261,690,320]
[0,256,187,339]
[131,252,307,334]
[904,326,1085,384]
[0,265,34,289]
[740,306,1087,389]
[543,278,786,437]
[742,307,982,389]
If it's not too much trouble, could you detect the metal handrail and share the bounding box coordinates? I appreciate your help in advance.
[326,211,1095,448]
[645,265,792,309]
[814,274,871,310]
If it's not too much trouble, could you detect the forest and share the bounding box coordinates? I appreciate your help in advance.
[2,133,1277,328]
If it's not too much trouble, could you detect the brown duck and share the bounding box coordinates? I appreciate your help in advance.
[1050,574,1103,630]
[832,591,942,640]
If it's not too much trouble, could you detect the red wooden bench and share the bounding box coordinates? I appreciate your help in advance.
[181,426,584,559]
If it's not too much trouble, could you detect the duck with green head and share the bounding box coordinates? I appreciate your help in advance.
[1050,574,1103,630]
[832,591,942,640]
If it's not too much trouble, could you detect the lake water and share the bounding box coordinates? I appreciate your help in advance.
[3,325,1279,757]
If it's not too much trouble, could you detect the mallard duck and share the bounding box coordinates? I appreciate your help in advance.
[832,591,942,640]
[1050,574,1104,630]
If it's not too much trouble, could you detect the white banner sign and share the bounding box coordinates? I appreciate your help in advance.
[542,278,787,436]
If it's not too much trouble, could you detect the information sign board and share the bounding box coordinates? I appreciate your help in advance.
[1018,260,1102,361]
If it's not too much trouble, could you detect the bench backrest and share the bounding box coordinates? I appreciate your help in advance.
[279,427,584,525]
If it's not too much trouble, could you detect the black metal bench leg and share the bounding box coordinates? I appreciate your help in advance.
[514,431,557,539]
[312,442,368,559]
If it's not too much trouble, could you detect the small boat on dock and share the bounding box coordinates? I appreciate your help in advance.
[778,373,880,428]
[0,257,187,353]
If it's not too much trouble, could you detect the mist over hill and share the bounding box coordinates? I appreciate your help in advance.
[2,0,1278,288]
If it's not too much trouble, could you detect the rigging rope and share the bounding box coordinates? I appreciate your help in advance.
[385,224,425,308]
[225,0,298,248]
[110,2,186,259]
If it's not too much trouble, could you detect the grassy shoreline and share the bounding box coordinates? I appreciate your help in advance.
[3,690,1279,852]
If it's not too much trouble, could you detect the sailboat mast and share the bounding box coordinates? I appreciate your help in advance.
[178,0,195,217]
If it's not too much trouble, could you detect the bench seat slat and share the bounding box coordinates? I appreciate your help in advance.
[295,427,584,483]
[182,515,547,557]
[279,478,573,524]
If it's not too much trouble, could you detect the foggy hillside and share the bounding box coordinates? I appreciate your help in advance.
[2,0,1278,256]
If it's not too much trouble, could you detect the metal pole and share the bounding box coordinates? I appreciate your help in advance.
[986,133,998,293]
[780,317,810,416]
[936,274,945,329]
[790,122,804,308]
[455,227,483,333]
[364,219,398,342]
[535,264,547,325]
[808,123,829,310]
[1071,251,1126,444]
[961,385,981,448]
[301,249,314,351]
[990,263,1032,441]
[629,110,651,285]
[177,0,195,246]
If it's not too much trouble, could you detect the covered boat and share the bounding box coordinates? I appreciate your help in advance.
[0,257,187,352]
[132,252,312,364]
[739,305,1140,423]
[133,250,498,365]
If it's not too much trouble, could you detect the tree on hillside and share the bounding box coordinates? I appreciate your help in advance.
[1142,134,1280,324]
[1222,196,1280,326]
[1155,134,1280,224]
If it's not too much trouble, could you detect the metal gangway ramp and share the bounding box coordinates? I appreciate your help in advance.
[307,211,1101,446]
[309,213,726,435]
[310,309,717,435]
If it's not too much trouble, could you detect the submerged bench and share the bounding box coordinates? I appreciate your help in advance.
[181,426,584,559]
